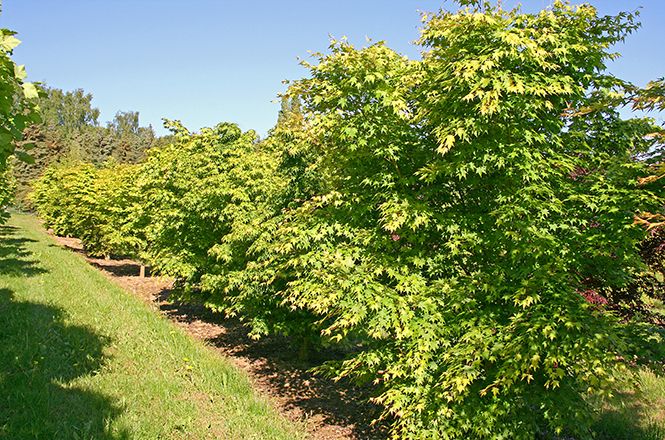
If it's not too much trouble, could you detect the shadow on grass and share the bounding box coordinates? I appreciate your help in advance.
[156,289,389,439]
[0,288,128,439]
[0,225,48,277]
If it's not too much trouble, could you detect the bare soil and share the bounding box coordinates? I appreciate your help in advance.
[49,233,388,440]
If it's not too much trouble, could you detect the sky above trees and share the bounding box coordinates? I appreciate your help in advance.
[2,0,663,136]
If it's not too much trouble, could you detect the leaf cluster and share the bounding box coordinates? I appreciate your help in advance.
[0,28,40,221]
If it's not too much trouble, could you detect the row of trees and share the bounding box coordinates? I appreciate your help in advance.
[31,2,664,439]
[11,86,157,207]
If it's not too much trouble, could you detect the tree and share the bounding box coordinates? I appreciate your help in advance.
[30,159,142,258]
[612,78,665,324]
[129,120,297,335]
[239,2,664,438]
[38,87,100,133]
[107,111,154,164]
[0,166,15,219]
[0,28,40,220]
[275,94,303,131]
[30,160,97,237]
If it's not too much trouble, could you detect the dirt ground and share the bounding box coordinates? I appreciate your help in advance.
[50,234,388,440]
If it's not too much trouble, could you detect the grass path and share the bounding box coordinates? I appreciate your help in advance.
[0,214,305,440]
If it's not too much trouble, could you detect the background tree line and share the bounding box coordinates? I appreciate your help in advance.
[11,85,158,207]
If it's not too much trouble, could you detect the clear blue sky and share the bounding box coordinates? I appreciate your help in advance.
[1,1,663,136]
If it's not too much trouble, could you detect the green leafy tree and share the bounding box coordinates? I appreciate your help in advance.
[91,161,143,257]
[30,160,97,237]
[0,165,15,221]
[38,87,100,133]
[130,120,302,336]
[614,78,665,323]
[31,159,142,258]
[0,28,40,220]
[107,111,154,163]
[275,94,303,131]
[239,2,664,438]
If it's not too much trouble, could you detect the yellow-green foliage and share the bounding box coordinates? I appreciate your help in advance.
[31,161,141,257]
[129,120,308,335]
[88,161,143,257]
[0,29,40,173]
[31,161,97,238]
[0,166,15,222]
[27,2,665,439]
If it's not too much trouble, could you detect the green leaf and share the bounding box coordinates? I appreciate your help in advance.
[23,82,39,100]
[15,151,34,164]
[0,34,21,52]
[14,64,27,80]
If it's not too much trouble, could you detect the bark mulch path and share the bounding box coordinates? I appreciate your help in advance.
[49,233,388,440]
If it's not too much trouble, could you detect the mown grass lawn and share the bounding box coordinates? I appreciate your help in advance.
[0,214,305,440]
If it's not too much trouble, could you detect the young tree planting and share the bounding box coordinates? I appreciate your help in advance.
[130,120,306,337]
[27,1,665,438]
